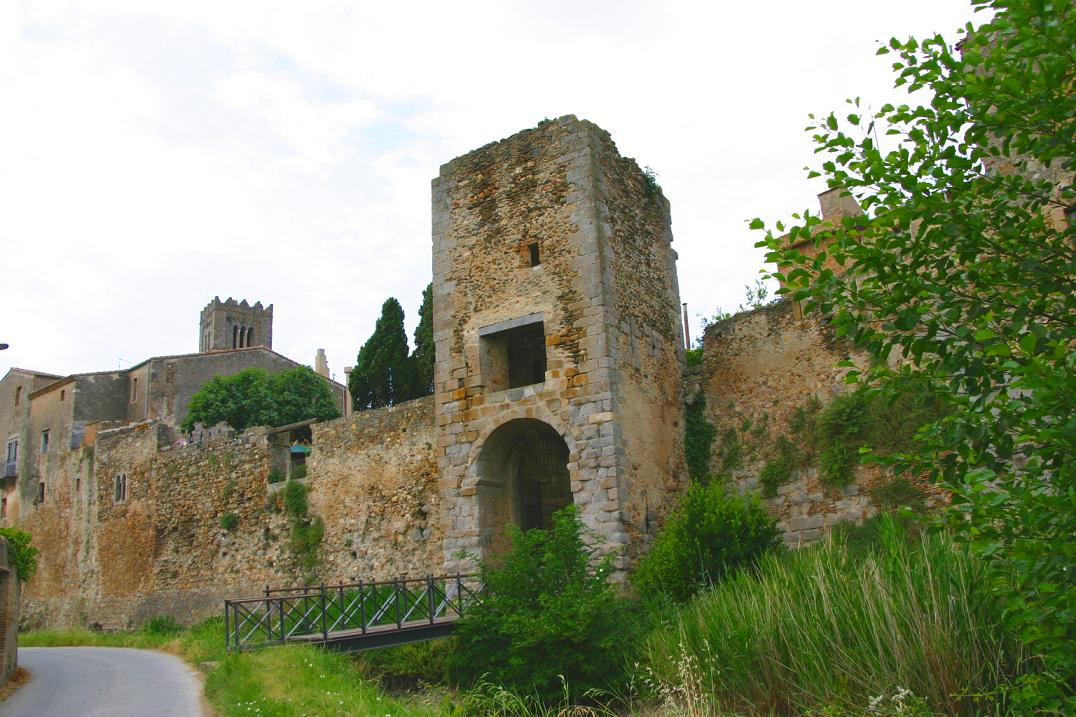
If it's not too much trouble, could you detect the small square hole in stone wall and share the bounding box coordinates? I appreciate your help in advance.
[480,321,547,392]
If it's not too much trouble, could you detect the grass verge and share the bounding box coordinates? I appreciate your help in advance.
[20,618,445,717]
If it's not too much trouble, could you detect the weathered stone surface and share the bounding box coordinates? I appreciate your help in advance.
[18,398,439,629]
[432,116,686,573]
[697,299,945,546]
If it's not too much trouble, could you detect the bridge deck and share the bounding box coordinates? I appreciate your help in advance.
[286,616,459,651]
[224,574,480,653]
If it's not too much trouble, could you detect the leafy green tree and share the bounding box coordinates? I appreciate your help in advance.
[181,367,270,432]
[411,283,435,397]
[349,297,416,410]
[0,527,38,582]
[265,366,340,427]
[754,0,1074,706]
[181,366,339,432]
[451,505,641,701]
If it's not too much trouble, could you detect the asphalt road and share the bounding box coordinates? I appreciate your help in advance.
[1,647,205,717]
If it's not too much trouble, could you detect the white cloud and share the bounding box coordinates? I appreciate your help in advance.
[1,0,982,381]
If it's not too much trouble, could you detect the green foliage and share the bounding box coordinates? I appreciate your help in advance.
[815,392,869,485]
[266,468,285,484]
[683,346,703,367]
[755,1,1075,704]
[737,278,774,312]
[143,615,183,635]
[355,639,454,692]
[812,381,948,486]
[632,482,781,603]
[812,688,937,717]
[281,481,322,576]
[282,480,308,518]
[350,297,420,411]
[870,477,927,512]
[830,512,923,560]
[0,527,38,582]
[181,365,339,432]
[289,463,307,480]
[642,165,660,197]
[716,427,741,472]
[759,436,796,497]
[788,397,821,454]
[645,516,1031,715]
[267,365,342,427]
[411,282,435,397]
[451,505,641,701]
[289,517,324,575]
[460,678,622,717]
[219,512,238,531]
[684,392,716,481]
[21,620,435,717]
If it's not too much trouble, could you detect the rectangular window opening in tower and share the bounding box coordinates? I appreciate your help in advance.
[479,317,547,392]
[528,242,541,267]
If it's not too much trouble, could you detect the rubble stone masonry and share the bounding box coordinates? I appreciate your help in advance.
[695,300,943,546]
[17,399,439,629]
[432,116,685,573]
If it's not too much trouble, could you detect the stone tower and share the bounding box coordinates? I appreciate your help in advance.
[432,116,686,573]
[199,297,273,352]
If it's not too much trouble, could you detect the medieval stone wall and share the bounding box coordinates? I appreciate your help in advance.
[309,397,440,581]
[696,299,943,546]
[18,398,440,630]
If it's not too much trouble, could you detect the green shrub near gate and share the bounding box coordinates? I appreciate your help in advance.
[450,504,642,701]
[632,481,781,604]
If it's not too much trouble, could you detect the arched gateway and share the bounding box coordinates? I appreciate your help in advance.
[474,418,573,554]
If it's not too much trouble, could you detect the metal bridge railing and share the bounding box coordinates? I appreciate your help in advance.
[224,573,481,653]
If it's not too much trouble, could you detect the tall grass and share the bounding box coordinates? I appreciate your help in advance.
[643,516,1029,716]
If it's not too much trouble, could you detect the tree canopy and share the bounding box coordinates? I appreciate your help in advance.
[349,298,415,410]
[412,283,435,396]
[755,0,1073,707]
[181,365,340,432]
[349,287,434,411]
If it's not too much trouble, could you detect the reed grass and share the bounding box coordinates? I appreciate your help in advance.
[643,516,1029,715]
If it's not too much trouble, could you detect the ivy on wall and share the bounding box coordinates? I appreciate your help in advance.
[684,392,716,481]
[282,481,323,580]
[751,378,947,496]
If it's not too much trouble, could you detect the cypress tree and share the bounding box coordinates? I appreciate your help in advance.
[350,298,414,410]
[411,283,434,397]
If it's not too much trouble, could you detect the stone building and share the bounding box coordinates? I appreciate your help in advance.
[432,117,687,571]
[0,301,345,525]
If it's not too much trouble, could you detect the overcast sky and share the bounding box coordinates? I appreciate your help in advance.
[1,0,983,383]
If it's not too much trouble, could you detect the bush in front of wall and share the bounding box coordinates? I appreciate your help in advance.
[267,468,285,484]
[632,481,781,603]
[0,527,38,582]
[451,504,642,702]
[143,615,183,635]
